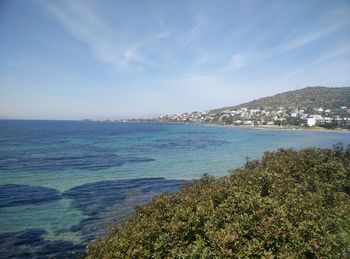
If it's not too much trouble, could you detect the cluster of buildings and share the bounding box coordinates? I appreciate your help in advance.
[157,106,350,129]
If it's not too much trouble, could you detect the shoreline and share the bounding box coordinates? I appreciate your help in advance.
[207,124,350,133]
[129,120,350,133]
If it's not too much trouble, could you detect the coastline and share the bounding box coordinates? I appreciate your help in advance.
[126,120,350,133]
[215,124,350,133]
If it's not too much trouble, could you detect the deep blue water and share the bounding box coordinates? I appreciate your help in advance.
[1,120,350,258]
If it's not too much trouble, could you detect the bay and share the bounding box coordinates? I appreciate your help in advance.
[1,120,349,258]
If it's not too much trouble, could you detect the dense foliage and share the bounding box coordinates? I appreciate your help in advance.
[212,86,350,111]
[87,145,350,258]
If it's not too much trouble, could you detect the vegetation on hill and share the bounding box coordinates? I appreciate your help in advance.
[212,86,350,112]
[87,145,350,258]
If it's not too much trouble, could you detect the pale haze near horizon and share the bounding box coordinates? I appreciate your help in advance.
[0,0,349,120]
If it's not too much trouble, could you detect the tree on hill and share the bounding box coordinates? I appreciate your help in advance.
[87,145,350,258]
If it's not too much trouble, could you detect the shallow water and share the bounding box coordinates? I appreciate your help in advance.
[1,120,350,258]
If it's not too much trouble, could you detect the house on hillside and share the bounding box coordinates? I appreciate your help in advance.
[307,118,316,127]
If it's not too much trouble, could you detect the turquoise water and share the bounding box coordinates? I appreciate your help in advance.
[1,120,350,257]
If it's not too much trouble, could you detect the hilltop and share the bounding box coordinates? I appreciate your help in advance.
[211,86,350,112]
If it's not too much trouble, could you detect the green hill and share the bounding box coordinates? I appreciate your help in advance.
[87,145,350,258]
[211,86,350,112]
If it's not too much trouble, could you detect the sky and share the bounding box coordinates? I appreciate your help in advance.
[0,0,350,120]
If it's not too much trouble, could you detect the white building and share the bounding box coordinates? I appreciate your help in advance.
[310,114,322,119]
[307,117,316,127]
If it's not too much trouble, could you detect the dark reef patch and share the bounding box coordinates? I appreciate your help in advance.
[64,177,186,216]
[0,184,61,208]
[64,178,186,241]
[0,179,186,256]
[63,180,126,216]
[0,154,155,171]
[150,137,230,150]
[0,229,85,259]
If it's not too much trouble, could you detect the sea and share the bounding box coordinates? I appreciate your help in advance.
[1,120,350,258]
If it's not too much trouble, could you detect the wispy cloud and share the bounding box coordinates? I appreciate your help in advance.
[226,22,346,71]
[41,0,152,71]
[180,73,229,96]
[281,22,345,51]
[281,45,350,80]
[182,73,217,84]
[155,29,173,39]
[176,11,208,50]
[120,45,156,72]
[226,54,249,69]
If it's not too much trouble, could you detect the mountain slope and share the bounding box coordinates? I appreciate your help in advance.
[211,86,350,112]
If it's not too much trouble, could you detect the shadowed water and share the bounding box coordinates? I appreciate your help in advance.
[0,154,155,171]
[0,178,185,258]
[1,120,350,258]
[0,229,84,259]
[0,185,61,208]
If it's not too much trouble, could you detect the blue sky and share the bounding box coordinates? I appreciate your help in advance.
[0,0,349,120]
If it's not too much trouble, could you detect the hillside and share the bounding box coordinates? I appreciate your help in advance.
[157,86,350,128]
[87,145,350,258]
[211,86,350,113]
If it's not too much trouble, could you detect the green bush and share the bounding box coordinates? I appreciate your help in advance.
[87,145,350,258]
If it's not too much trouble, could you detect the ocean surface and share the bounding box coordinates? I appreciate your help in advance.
[1,120,350,258]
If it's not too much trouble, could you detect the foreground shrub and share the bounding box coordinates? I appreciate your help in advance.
[87,145,350,258]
